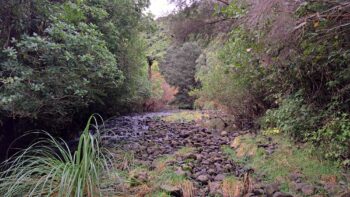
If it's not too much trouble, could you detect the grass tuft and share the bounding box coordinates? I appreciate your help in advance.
[162,111,206,123]
[180,180,194,197]
[222,176,242,197]
[0,115,113,197]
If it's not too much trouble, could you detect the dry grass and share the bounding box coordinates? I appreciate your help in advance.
[175,147,196,157]
[112,151,194,196]
[162,111,208,123]
[242,172,253,195]
[153,156,176,173]
[134,184,152,197]
[230,135,257,158]
[180,180,194,197]
[116,151,135,171]
[222,177,242,197]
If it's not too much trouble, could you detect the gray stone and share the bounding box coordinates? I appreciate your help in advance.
[252,188,265,195]
[214,174,225,181]
[232,132,239,137]
[197,174,209,183]
[301,184,315,196]
[208,168,216,175]
[220,131,228,136]
[224,164,233,171]
[265,183,280,196]
[290,182,305,191]
[175,168,186,176]
[202,160,210,165]
[195,154,203,160]
[180,130,192,138]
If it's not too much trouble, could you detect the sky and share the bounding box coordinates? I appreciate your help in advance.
[147,0,176,18]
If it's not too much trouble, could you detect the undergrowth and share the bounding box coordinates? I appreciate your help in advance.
[262,96,350,166]
[109,148,194,196]
[224,134,342,194]
[0,115,113,197]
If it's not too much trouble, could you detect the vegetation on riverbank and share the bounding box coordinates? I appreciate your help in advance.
[158,0,350,166]
[0,116,112,197]
[1,0,350,196]
[224,132,345,196]
[0,0,154,159]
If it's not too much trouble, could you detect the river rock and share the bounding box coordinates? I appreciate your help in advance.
[288,172,303,182]
[180,130,192,138]
[301,184,315,195]
[265,183,280,196]
[160,184,182,197]
[252,188,265,195]
[175,168,186,176]
[214,174,225,181]
[197,175,209,183]
[208,168,216,175]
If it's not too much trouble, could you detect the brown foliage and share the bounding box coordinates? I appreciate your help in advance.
[168,0,236,42]
[295,1,350,41]
[143,70,177,112]
[244,0,299,43]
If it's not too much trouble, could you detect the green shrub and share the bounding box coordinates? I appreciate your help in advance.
[195,28,272,128]
[311,114,350,165]
[262,95,320,140]
[160,42,201,108]
[0,0,151,138]
[0,115,112,197]
[0,21,122,123]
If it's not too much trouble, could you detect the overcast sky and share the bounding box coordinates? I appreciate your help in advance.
[147,0,176,18]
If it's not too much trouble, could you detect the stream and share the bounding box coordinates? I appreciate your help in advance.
[99,110,252,196]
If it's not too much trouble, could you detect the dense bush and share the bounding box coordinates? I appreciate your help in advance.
[1,22,122,124]
[312,114,350,165]
[262,95,319,140]
[160,42,201,108]
[187,0,350,163]
[195,29,272,128]
[0,0,151,157]
[260,1,350,163]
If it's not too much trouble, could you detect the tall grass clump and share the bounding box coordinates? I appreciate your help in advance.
[0,115,112,197]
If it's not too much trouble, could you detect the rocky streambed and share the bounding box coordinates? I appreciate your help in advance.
[100,111,251,196]
[99,111,350,197]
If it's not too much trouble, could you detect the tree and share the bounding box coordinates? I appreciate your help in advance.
[0,0,151,159]
[160,42,201,108]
